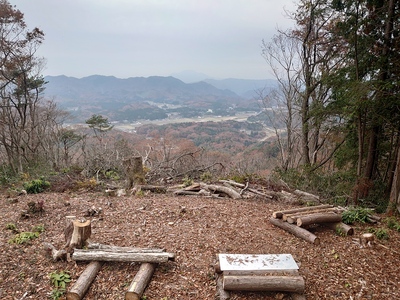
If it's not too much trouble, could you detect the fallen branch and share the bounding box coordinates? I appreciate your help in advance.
[43,242,67,261]
[219,180,273,198]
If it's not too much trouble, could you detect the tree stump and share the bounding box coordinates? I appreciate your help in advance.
[64,218,91,252]
[361,233,374,247]
[124,156,145,189]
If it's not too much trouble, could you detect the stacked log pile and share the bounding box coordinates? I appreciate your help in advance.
[270,205,353,244]
[44,216,175,300]
[67,244,174,300]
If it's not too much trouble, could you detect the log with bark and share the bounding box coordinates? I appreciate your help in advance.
[284,207,342,223]
[87,243,166,253]
[292,189,320,202]
[296,212,342,227]
[273,204,333,219]
[137,185,167,193]
[269,217,320,245]
[72,249,175,263]
[324,222,354,236]
[66,261,103,300]
[125,263,156,300]
[201,183,242,199]
[222,275,305,293]
[219,180,273,198]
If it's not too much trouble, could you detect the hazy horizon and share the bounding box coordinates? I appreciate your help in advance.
[11,0,296,80]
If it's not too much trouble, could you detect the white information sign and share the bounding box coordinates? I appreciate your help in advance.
[219,254,298,271]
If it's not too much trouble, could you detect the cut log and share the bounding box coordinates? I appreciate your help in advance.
[324,222,354,236]
[174,190,203,196]
[137,185,167,193]
[284,207,343,223]
[65,219,91,252]
[66,261,103,300]
[72,249,175,263]
[125,263,156,300]
[87,243,166,253]
[292,189,320,202]
[200,184,242,199]
[219,180,273,198]
[273,204,333,218]
[222,275,305,293]
[269,217,320,245]
[216,274,230,300]
[296,212,342,227]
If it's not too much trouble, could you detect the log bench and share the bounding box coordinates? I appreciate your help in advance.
[215,254,306,300]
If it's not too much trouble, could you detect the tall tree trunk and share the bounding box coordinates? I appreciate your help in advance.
[387,139,400,214]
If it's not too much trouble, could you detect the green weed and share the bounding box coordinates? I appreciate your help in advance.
[8,231,39,244]
[23,178,50,194]
[342,207,373,224]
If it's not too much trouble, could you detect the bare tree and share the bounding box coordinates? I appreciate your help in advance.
[261,32,303,170]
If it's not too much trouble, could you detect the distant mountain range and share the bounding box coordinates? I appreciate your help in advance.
[44,75,277,123]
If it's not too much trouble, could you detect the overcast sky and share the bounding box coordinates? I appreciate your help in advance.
[11,0,296,80]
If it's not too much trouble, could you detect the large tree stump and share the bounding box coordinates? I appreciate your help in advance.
[125,263,156,300]
[222,275,305,293]
[124,156,145,189]
[66,261,103,300]
[269,217,320,245]
[64,219,91,252]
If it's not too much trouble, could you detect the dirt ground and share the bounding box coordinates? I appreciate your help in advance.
[1,191,400,300]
